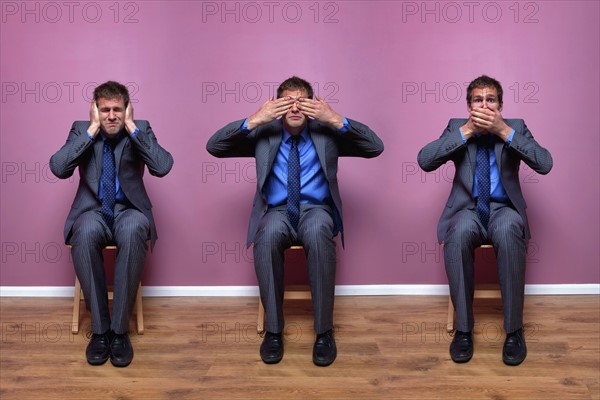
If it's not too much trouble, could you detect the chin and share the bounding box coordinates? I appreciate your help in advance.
[288,119,305,127]
[103,126,123,136]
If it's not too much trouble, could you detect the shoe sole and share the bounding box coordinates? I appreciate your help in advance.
[260,354,283,364]
[110,358,132,368]
[503,353,526,366]
[451,354,473,363]
[313,354,336,367]
[87,357,109,366]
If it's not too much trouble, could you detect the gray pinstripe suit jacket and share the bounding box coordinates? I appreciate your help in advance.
[417,118,553,243]
[50,120,174,249]
[207,118,384,247]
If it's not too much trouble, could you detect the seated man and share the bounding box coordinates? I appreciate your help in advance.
[50,81,173,367]
[418,75,553,365]
[207,76,383,366]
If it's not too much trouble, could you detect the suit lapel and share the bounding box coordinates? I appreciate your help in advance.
[309,121,328,177]
[113,133,128,174]
[467,140,477,177]
[267,130,281,167]
[94,138,104,186]
[257,122,282,191]
[494,140,503,171]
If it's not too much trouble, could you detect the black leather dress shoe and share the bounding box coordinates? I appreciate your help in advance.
[260,332,283,364]
[86,332,111,365]
[503,328,527,366]
[110,332,134,367]
[313,329,336,367]
[449,330,473,363]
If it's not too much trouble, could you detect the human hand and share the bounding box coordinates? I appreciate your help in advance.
[247,96,295,130]
[469,107,512,141]
[124,102,137,133]
[297,96,344,129]
[88,101,100,137]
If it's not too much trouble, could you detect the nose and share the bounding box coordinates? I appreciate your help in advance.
[290,99,301,112]
[108,110,116,119]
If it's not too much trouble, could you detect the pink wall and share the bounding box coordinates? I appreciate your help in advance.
[1,1,598,287]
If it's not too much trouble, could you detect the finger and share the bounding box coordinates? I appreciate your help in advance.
[472,117,489,126]
[298,97,317,105]
[274,98,294,108]
[471,111,492,122]
[275,103,293,113]
[263,97,274,106]
[299,109,318,118]
[274,108,292,118]
[298,100,317,110]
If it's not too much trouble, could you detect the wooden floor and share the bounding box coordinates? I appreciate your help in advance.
[1,295,599,399]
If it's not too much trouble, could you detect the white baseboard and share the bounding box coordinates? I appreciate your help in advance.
[1,284,599,297]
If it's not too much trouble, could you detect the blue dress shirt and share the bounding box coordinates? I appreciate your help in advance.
[459,127,515,202]
[87,128,139,203]
[241,118,351,207]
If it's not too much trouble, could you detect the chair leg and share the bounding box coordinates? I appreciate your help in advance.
[72,277,81,334]
[136,283,144,335]
[446,295,455,333]
[257,300,265,334]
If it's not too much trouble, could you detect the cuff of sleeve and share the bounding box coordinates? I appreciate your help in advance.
[86,131,95,141]
[129,127,140,138]
[339,117,350,133]
[458,127,467,143]
[241,118,251,133]
[505,129,515,145]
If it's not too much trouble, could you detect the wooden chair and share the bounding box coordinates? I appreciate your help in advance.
[446,244,501,332]
[68,245,144,335]
[257,245,311,334]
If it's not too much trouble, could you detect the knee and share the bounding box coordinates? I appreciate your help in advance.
[71,214,105,245]
[444,215,479,244]
[298,220,333,248]
[488,216,524,244]
[254,218,288,249]
[114,212,149,243]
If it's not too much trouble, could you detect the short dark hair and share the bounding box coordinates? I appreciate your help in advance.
[93,81,130,106]
[277,76,314,99]
[466,75,503,107]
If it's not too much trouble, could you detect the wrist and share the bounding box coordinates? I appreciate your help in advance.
[497,123,512,141]
[330,114,344,130]
[125,121,137,134]
[247,115,260,131]
[460,124,474,140]
[88,123,100,137]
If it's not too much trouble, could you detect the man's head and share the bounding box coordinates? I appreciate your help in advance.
[466,75,503,112]
[277,76,314,100]
[277,76,314,135]
[93,81,130,137]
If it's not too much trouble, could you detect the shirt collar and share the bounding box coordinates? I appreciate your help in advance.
[100,130,124,144]
[474,133,498,145]
[283,124,309,144]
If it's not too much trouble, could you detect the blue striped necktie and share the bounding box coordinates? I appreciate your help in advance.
[476,137,491,229]
[287,136,301,231]
[101,140,116,230]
